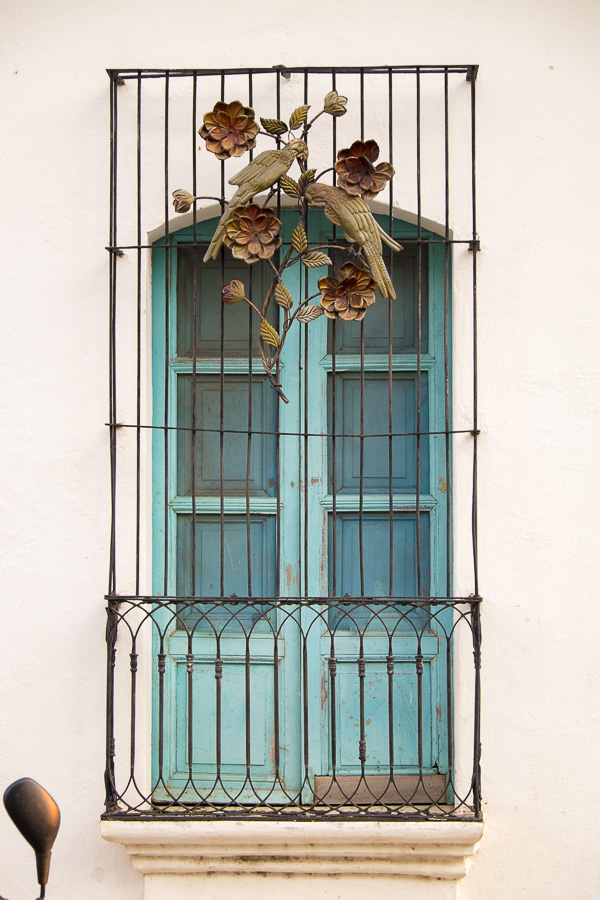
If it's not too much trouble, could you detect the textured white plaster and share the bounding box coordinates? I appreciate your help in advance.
[143,873,459,900]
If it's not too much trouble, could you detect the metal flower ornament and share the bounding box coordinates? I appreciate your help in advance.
[173,91,402,402]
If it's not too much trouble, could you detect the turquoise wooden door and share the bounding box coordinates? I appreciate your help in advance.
[152,211,450,806]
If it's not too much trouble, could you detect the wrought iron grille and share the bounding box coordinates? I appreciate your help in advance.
[105,65,481,821]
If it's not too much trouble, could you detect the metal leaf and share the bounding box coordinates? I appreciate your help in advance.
[289,105,310,130]
[275,283,293,310]
[302,252,332,268]
[261,117,288,136]
[260,319,281,348]
[296,305,325,323]
[279,174,300,198]
[298,169,316,191]
[291,223,308,254]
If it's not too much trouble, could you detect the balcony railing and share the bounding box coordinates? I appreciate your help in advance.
[104,595,481,821]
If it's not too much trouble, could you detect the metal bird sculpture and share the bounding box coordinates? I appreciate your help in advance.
[304,182,402,299]
[204,138,308,262]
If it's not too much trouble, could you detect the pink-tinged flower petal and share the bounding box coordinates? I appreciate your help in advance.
[199,100,259,159]
[335,139,394,198]
[223,204,283,264]
[247,238,263,256]
[318,263,378,321]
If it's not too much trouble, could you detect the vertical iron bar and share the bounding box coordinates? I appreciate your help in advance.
[359,324,365,597]
[273,628,281,784]
[329,639,337,793]
[446,625,454,800]
[187,639,194,793]
[191,73,198,600]
[302,632,310,790]
[331,71,338,599]
[443,69,455,787]
[359,68,364,139]
[275,69,282,601]
[219,70,226,599]
[444,68,451,598]
[245,634,252,785]
[387,642,395,788]
[135,72,142,597]
[472,600,482,815]
[163,72,171,597]
[387,67,394,598]
[129,643,138,782]
[470,66,481,818]
[246,292,253,598]
[470,70,479,597]
[246,72,254,598]
[215,635,223,782]
[108,73,118,595]
[300,70,309,797]
[270,74,283,797]
[303,70,309,605]
[157,641,166,788]
[331,70,337,185]
[357,637,366,777]
[358,73,365,599]
[416,640,424,784]
[104,602,118,812]
[331,323,337,599]
[415,67,422,596]
[189,74,200,803]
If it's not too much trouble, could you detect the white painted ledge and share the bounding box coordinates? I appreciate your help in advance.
[101,818,483,880]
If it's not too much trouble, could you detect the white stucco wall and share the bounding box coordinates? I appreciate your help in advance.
[1,1,599,898]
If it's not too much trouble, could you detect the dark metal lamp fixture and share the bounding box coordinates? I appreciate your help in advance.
[3,778,60,900]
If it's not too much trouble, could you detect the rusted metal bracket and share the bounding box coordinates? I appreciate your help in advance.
[468,239,481,252]
[106,69,125,86]
[273,64,291,80]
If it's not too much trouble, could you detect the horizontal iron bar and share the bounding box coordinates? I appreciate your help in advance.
[107,66,477,81]
[106,594,482,604]
[106,421,480,438]
[101,811,482,822]
[106,239,476,252]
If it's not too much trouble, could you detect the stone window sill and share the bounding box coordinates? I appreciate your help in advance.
[101,818,483,880]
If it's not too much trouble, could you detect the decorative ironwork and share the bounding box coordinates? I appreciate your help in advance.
[105,64,481,824]
[173,91,400,402]
[335,139,394,199]
[103,596,481,820]
[317,262,377,321]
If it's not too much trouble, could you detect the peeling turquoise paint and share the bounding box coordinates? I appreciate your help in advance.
[152,211,451,802]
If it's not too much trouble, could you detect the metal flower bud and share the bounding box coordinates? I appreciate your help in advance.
[323,90,348,117]
[222,279,247,304]
[172,189,196,214]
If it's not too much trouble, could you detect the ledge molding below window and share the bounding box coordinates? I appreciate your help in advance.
[101,819,483,880]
